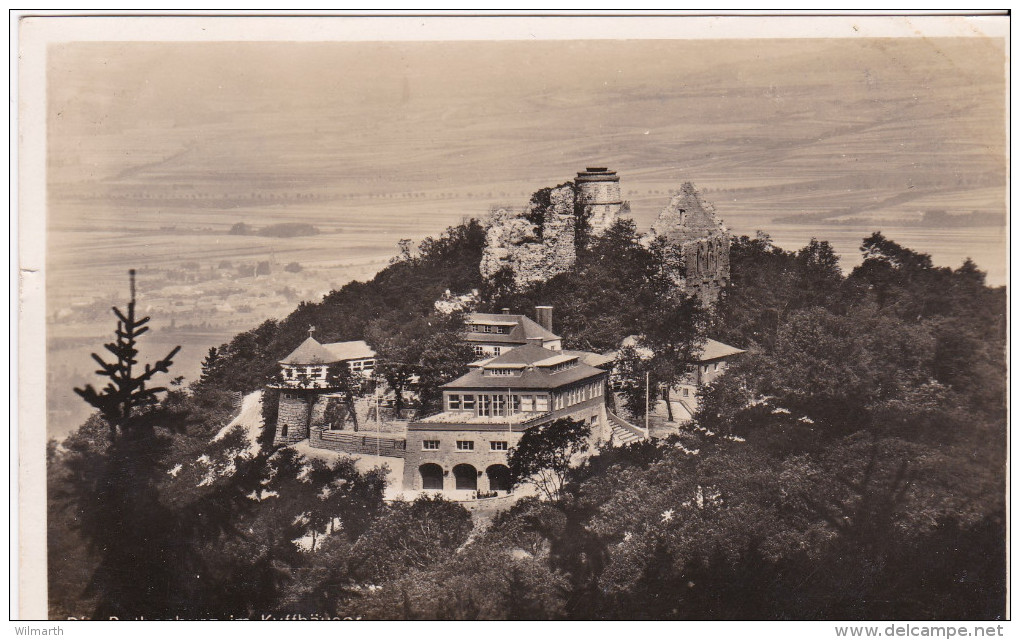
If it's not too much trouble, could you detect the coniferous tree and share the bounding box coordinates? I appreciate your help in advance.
[199,346,220,382]
[67,270,193,618]
[74,269,181,438]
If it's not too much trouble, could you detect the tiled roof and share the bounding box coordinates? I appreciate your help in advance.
[532,354,577,367]
[464,312,560,343]
[443,344,606,390]
[483,343,556,365]
[279,337,376,365]
[279,337,341,365]
[562,350,616,368]
[463,332,531,345]
[323,340,376,362]
[698,338,745,362]
[610,336,744,363]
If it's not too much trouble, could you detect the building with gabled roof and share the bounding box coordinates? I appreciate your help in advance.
[463,306,562,356]
[403,342,610,495]
[271,332,378,446]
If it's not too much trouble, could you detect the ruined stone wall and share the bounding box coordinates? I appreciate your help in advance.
[479,183,580,288]
[480,172,729,306]
[649,182,731,307]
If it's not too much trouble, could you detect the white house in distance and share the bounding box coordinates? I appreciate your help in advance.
[612,335,745,423]
[277,333,377,389]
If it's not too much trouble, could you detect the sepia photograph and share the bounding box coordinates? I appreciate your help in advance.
[15,12,1010,629]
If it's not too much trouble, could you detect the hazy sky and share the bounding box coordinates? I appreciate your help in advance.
[48,37,1005,182]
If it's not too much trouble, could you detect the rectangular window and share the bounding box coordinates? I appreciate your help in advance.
[456,440,474,451]
[478,395,492,416]
[493,346,502,355]
[490,441,508,451]
[536,395,549,412]
[683,388,690,397]
[520,395,534,412]
[462,395,476,411]
[487,368,519,376]
[447,394,461,411]
[473,345,485,356]
[422,440,440,450]
[492,395,506,416]
[509,395,521,413]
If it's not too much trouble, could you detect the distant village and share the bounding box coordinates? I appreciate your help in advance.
[266,168,744,498]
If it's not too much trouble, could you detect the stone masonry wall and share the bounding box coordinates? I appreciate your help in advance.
[649,182,731,307]
[275,392,312,445]
[480,172,730,306]
[402,428,523,493]
[402,396,609,493]
[479,183,581,288]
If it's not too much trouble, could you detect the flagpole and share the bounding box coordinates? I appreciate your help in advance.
[645,371,650,440]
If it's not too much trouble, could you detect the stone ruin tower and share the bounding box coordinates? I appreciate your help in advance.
[480,170,731,306]
[480,168,625,289]
[650,182,731,307]
[480,169,624,289]
[574,167,624,237]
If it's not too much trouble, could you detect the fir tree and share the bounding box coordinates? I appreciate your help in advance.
[74,269,181,438]
[199,346,220,382]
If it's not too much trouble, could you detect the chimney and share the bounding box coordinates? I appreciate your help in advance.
[501,307,511,315]
[535,306,553,332]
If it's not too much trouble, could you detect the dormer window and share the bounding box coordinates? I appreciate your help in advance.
[485,367,518,377]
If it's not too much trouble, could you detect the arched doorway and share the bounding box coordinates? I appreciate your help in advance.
[419,463,444,490]
[486,464,511,493]
[453,464,478,491]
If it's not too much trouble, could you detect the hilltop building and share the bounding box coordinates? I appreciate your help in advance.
[271,334,376,446]
[480,168,731,306]
[403,343,611,494]
[263,168,741,499]
[612,335,745,424]
[464,307,561,356]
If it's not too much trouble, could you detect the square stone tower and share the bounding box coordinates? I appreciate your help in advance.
[575,167,624,236]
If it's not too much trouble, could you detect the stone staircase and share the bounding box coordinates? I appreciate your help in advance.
[607,411,646,445]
